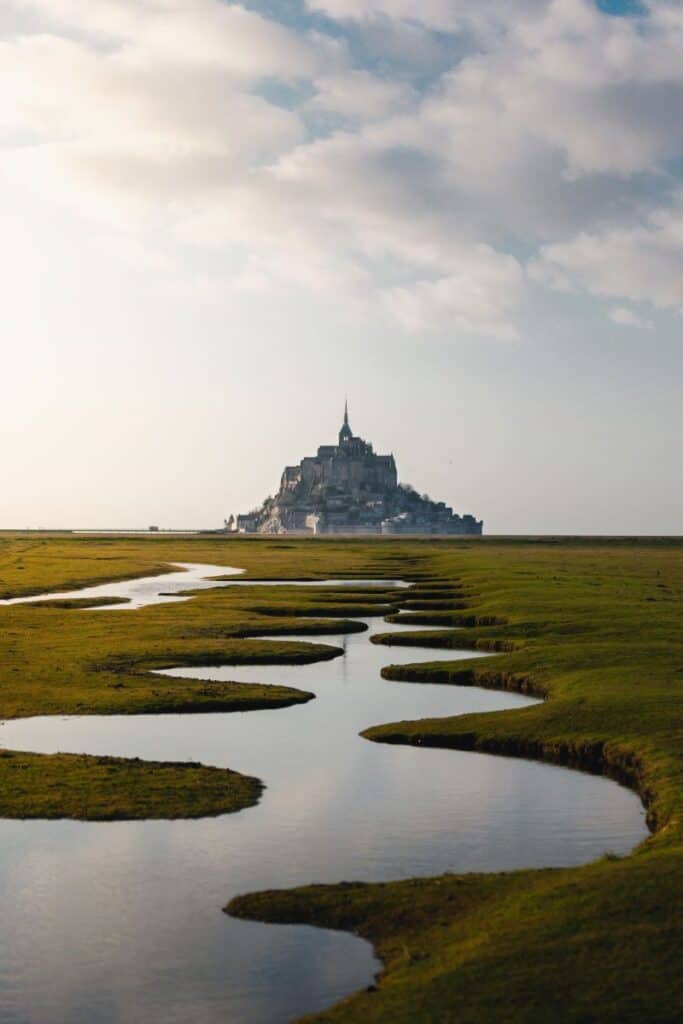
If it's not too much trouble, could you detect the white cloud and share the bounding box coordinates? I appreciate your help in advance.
[15,0,327,77]
[307,70,417,121]
[305,0,461,31]
[383,246,524,339]
[609,307,654,330]
[534,198,683,311]
[1,0,683,338]
[305,0,545,33]
[0,8,312,224]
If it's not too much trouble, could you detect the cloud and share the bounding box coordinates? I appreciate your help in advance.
[533,197,683,311]
[15,0,327,77]
[306,70,417,121]
[306,0,461,31]
[0,6,316,225]
[305,0,545,33]
[609,307,654,330]
[1,0,682,338]
[383,246,525,339]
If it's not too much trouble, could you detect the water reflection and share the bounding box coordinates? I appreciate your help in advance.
[0,564,648,1024]
[0,562,406,610]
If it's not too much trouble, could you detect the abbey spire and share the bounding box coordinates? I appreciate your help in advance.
[339,398,353,444]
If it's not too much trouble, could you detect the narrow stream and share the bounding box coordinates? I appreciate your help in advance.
[0,564,648,1024]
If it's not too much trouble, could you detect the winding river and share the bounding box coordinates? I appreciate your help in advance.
[0,564,648,1024]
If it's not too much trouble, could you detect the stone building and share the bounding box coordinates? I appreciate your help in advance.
[232,403,483,536]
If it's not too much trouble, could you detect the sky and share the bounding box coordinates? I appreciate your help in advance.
[1,0,682,533]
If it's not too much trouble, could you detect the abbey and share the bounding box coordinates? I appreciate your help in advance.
[232,404,483,536]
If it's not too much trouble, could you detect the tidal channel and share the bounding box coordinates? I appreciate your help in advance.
[0,564,648,1023]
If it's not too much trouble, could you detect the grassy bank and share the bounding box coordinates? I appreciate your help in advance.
[3,533,683,1016]
[226,536,683,1023]
[0,749,262,820]
[0,534,406,818]
[0,532,420,598]
[0,579,395,720]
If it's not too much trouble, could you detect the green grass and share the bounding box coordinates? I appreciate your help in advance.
[224,535,683,1023]
[2,533,683,1018]
[228,854,683,1023]
[0,534,407,818]
[0,749,262,820]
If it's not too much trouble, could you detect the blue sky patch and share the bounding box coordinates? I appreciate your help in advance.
[596,0,647,16]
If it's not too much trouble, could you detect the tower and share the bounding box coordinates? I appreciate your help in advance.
[338,398,353,444]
